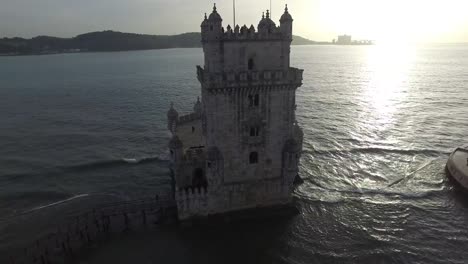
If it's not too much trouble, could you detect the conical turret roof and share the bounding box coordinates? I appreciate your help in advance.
[208,4,222,21]
[258,10,276,30]
[280,5,293,22]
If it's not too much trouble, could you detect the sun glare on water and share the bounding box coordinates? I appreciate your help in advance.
[365,43,415,120]
[309,0,466,128]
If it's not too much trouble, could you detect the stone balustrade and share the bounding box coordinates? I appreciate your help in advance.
[183,147,205,163]
[197,66,303,89]
[178,112,200,125]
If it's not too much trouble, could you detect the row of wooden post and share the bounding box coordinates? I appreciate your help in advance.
[9,195,175,264]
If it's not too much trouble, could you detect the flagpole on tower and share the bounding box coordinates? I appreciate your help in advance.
[233,0,236,26]
[270,0,272,17]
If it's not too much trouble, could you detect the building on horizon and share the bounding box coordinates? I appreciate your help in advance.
[167,4,304,220]
[334,34,373,45]
[336,34,352,45]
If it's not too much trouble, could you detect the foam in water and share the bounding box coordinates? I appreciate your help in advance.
[23,194,89,213]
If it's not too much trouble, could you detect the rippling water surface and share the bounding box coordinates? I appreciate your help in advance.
[0,45,468,263]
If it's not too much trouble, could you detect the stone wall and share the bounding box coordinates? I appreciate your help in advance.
[175,177,292,220]
[202,83,301,184]
[171,5,303,220]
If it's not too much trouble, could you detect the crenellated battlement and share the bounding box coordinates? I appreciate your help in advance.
[201,5,293,43]
[203,24,288,42]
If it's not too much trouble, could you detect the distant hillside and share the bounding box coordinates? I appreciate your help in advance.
[0,30,322,55]
[292,35,316,45]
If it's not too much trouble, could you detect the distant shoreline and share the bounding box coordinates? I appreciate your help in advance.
[0,43,376,57]
[0,47,200,57]
[0,30,377,57]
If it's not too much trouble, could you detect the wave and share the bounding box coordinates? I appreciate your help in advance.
[305,147,450,157]
[346,187,444,199]
[61,156,166,172]
[298,180,443,202]
[23,194,89,213]
[1,192,134,221]
[387,158,437,187]
[2,155,168,180]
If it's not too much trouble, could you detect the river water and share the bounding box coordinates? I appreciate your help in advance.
[1,45,468,263]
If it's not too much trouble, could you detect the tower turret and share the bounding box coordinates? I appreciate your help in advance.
[280,5,293,40]
[167,102,179,133]
[201,4,223,42]
[201,4,224,73]
[258,10,276,36]
[193,96,202,116]
[168,135,183,164]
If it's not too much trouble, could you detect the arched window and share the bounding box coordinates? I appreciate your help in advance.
[250,127,259,137]
[249,152,258,164]
[248,94,260,107]
[248,58,254,70]
[254,94,259,106]
[192,168,207,188]
[210,25,214,31]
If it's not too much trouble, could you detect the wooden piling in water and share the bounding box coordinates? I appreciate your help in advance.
[142,209,147,225]
[7,194,177,263]
[124,212,129,231]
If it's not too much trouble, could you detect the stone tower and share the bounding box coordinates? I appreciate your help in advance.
[168,4,303,220]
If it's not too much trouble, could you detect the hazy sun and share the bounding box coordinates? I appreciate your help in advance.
[317,0,468,44]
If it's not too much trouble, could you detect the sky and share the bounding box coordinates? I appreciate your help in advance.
[1,0,468,43]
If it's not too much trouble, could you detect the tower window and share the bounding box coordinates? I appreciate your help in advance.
[249,152,258,164]
[192,168,207,189]
[250,127,259,137]
[248,58,254,70]
[248,94,260,107]
[210,25,213,31]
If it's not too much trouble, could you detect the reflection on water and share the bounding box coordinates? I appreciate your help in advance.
[292,44,468,263]
[365,44,414,120]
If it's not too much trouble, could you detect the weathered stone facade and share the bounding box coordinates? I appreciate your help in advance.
[168,5,304,220]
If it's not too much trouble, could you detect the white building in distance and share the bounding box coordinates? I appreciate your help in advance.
[167,4,304,220]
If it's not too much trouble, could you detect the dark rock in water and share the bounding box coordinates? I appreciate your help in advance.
[446,146,468,190]
[294,174,304,185]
